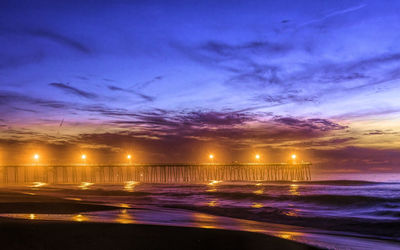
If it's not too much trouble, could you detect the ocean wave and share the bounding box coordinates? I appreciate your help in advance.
[202,192,400,207]
[370,210,400,218]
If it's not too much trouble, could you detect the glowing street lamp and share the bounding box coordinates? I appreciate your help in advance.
[127,154,132,164]
[255,154,260,161]
[33,154,40,165]
[209,154,214,163]
[291,154,297,164]
[81,154,87,164]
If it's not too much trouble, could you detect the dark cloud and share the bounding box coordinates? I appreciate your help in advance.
[281,137,355,148]
[128,76,163,90]
[256,93,317,106]
[107,85,155,102]
[363,130,399,136]
[200,40,292,57]
[25,29,91,54]
[173,40,286,88]
[49,82,98,99]
[273,117,347,131]
[178,111,255,126]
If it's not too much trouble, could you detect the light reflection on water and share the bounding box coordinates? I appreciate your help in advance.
[251,202,263,208]
[253,189,263,195]
[31,182,47,188]
[3,208,399,250]
[73,214,88,222]
[289,184,300,196]
[115,209,135,224]
[78,182,93,190]
[123,181,139,192]
[2,181,400,250]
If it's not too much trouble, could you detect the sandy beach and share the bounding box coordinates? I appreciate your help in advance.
[0,189,317,250]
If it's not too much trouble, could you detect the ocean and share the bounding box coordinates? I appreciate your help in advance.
[2,175,400,249]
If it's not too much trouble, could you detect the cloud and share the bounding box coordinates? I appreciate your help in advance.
[25,29,91,54]
[107,85,155,102]
[129,76,163,90]
[200,40,292,57]
[49,82,98,99]
[273,117,347,131]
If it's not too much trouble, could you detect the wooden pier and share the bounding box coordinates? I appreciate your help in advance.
[0,163,312,184]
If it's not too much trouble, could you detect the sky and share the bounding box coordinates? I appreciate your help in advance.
[0,0,400,175]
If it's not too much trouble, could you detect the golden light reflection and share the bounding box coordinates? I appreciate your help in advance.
[115,209,135,224]
[253,189,263,195]
[251,202,263,208]
[276,231,303,241]
[123,181,139,192]
[207,200,218,207]
[255,183,262,186]
[119,203,131,208]
[31,182,47,188]
[208,180,221,186]
[66,197,82,201]
[78,182,93,190]
[29,214,36,220]
[289,184,300,195]
[283,210,298,217]
[193,213,217,229]
[73,214,88,222]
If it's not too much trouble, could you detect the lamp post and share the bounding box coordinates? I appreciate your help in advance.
[33,154,39,162]
[255,154,260,162]
[127,154,132,165]
[81,154,87,164]
[33,154,40,181]
[291,154,297,164]
[209,154,214,163]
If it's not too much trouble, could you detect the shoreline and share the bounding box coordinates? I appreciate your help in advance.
[0,218,318,250]
[1,185,400,249]
[0,190,317,249]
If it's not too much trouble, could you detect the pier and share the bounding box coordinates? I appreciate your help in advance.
[0,163,312,184]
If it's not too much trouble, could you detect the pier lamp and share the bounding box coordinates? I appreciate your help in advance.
[255,154,260,161]
[127,154,132,160]
[33,154,40,162]
[209,154,214,163]
[291,154,297,164]
[81,154,87,164]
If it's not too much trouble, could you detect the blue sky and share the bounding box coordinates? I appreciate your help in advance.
[1,0,400,173]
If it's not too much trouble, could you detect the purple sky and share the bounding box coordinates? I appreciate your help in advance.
[1,0,400,174]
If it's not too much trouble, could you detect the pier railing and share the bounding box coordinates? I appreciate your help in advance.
[0,163,312,184]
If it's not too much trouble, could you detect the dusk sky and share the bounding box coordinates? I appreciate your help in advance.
[1,0,400,174]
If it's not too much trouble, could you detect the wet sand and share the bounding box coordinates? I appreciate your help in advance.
[0,190,318,250]
[0,220,318,250]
